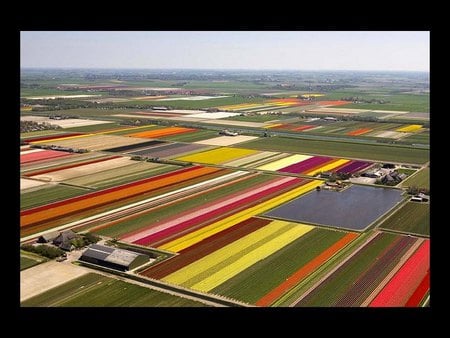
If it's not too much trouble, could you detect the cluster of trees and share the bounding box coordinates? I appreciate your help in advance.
[407,186,430,195]
[70,232,100,249]
[341,96,391,104]
[20,120,61,133]
[327,172,352,181]
[21,244,64,259]
[22,98,100,111]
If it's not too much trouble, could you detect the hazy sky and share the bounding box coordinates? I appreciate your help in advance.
[20,31,429,71]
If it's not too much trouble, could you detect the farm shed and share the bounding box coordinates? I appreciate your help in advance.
[37,231,60,243]
[79,244,149,271]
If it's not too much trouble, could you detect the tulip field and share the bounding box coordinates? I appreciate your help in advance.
[176,147,373,177]
[20,76,430,308]
[20,128,430,307]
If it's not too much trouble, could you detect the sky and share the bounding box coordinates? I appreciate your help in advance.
[20,31,429,72]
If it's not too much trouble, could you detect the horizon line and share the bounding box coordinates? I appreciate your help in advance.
[20,67,430,73]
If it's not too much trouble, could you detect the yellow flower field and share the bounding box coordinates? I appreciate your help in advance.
[396,124,423,132]
[163,220,293,285]
[190,223,314,292]
[305,158,351,176]
[301,93,325,98]
[265,123,284,129]
[159,180,322,252]
[163,220,313,291]
[269,101,298,106]
[257,154,312,171]
[176,147,258,165]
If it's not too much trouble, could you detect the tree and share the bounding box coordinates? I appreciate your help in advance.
[21,244,64,259]
[83,232,100,244]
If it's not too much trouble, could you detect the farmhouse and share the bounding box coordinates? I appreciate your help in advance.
[381,171,407,185]
[53,230,77,251]
[37,229,77,251]
[79,244,150,271]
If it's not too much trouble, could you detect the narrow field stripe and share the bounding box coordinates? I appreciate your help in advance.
[21,166,220,227]
[128,176,295,245]
[396,124,422,133]
[163,220,294,285]
[29,133,93,144]
[97,124,155,134]
[257,154,312,171]
[256,232,358,306]
[191,223,314,292]
[304,158,350,176]
[176,147,258,165]
[369,240,429,307]
[159,180,322,252]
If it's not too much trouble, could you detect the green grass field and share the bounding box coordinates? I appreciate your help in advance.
[211,228,346,304]
[29,108,138,117]
[113,96,266,110]
[122,79,268,91]
[225,114,288,122]
[243,137,429,164]
[183,80,271,90]
[21,185,90,210]
[105,124,162,135]
[160,130,218,142]
[63,123,120,133]
[20,250,47,270]
[380,202,429,236]
[401,167,430,189]
[21,273,206,307]
[93,174,275,238]
[20,256,42,270]
[402,131,430,145]
[115,80,182,87]
[339,102,428,113]
[20,130,66,139]
[397,168,417,176]
[320,90,429,112]
[20,88,100,97]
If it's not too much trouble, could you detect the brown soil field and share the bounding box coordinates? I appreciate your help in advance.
[195,135,258,146]
[31,157,135,182]
[20,178,49,190]
[20,261,88,302]
[40,135,149,151]
[65,161,163,187]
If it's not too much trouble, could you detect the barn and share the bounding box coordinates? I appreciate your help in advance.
[79,244,149,271]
